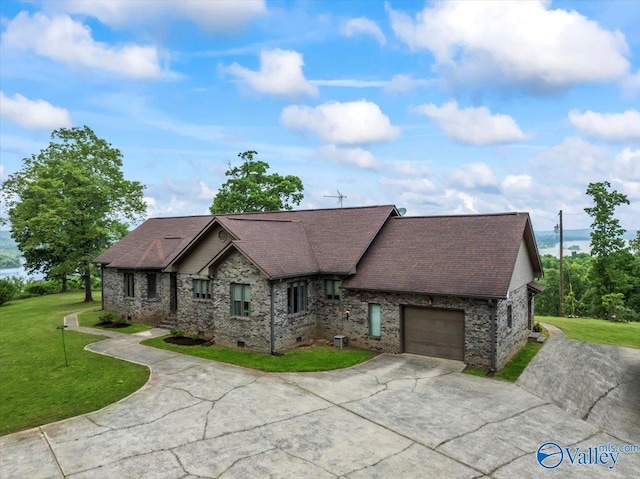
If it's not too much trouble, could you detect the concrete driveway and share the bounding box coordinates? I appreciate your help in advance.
[1,326,638,479]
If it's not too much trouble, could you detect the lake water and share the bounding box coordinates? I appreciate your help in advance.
[0,265,44,280]
[538,240,592,258]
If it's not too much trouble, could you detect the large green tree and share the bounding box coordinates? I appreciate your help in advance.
[584,181,630,318]
[1,126,146,302]
[210,150,304,214]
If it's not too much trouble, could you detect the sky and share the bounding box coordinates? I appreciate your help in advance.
[1,0,639,233]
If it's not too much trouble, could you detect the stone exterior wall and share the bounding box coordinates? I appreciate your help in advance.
[496,283,531,369]
[271,277,322,351]
[211,251,271,351]
[174,274,215,336]
[102,268,168,325]
[102,257,532,371]
[318,289,494,369]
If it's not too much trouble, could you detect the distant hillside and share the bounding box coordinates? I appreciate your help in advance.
[0,231,20,268]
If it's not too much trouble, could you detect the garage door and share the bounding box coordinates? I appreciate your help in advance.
[403,306,465,361]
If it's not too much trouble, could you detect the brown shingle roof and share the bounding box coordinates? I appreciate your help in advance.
[221,205,397,275]
[217,217,318,278]
[94,216,214,269]
[342,213,541,299]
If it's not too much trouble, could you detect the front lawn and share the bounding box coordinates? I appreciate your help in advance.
[142,336,375,372]
[78,309,153,334]
[0,293,149,436]
[537,316,640,349]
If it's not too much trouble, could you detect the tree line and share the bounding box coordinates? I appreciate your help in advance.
[536,182,639,321]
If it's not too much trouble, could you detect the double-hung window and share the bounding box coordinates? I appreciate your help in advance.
[287,281,307,314]
[147,274,157,299]
[232,283,251,316]
[124,273,135,298]
[193,279,211,299]
[325,279,341,300]
[369,303,381,338]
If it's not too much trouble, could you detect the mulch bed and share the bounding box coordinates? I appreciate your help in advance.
[164,336,209,346]
[96,321,131,329]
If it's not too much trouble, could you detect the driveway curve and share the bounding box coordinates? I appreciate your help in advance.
[1,316,638,479]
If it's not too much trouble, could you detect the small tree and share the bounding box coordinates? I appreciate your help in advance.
[2,126,146,302]
[584,181,630,318]
[211,150,304,214]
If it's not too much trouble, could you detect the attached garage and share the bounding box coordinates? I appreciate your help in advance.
[403,306,465,361]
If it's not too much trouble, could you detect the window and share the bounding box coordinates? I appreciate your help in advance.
[369,304,381,338]
[124,273,135,298]
[193,279,211,299]
[507,305,513,328]
[147,274,157,299]
[232,283,251,316]
[325,279,341,300]
[287,281,307,313]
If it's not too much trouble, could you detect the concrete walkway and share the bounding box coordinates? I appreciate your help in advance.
[1,317,638,478]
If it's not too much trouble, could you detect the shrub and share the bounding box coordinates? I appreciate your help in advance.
[98,311,122,324]
[0,278,18,306]
[24,280,60,296]
[532,321,542,333]
[170,329,184,338]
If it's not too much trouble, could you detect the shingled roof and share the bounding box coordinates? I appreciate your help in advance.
[94,216,214,269]
[95,205,397,277]
[217,205,397,277]
[342,212,542,299]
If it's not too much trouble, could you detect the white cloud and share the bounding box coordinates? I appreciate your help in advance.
[568,109,640,141]
[388,1,631,89]
[311,79,388,88]
[384,74,435,93]
[223,49,318,98]
[415,101,528,145]
[448,162,499,192]
[51,0,266,33]
[316,145,379,170]
[341,17,386,46]
[281,100,400,145]
[0,92,72,129]
[502,174,533,193]
[1,12,162,79]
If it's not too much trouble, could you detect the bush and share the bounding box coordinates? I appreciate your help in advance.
[98,310,124,324]
[0,278,18,306]
[24,280,60,296]
[170,329,184,338]
[532,321,542,333]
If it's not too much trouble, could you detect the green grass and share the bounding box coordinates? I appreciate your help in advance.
[494,342,543,382]
[142,336,375,372]
[78,309,153,334]
[0,293,149,436]
[537,316,640,349]
[464,342,543,382]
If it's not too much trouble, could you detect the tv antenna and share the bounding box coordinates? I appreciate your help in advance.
[324,190,347,208]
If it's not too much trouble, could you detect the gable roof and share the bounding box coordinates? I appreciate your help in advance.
[94,216,214,269]
[215,205,397,277]
[95,205,397,277]
[342,212,542,299]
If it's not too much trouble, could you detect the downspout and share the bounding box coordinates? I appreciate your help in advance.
[270,281,275,355]
[489,299,497,374]
[101,265,105,311]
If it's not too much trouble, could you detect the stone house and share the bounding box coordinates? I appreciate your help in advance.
[94,205,543,370]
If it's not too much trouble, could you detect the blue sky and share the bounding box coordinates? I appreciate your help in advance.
[1,0,639,232]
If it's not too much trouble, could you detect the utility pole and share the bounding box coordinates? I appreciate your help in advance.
[559,210,564,317]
